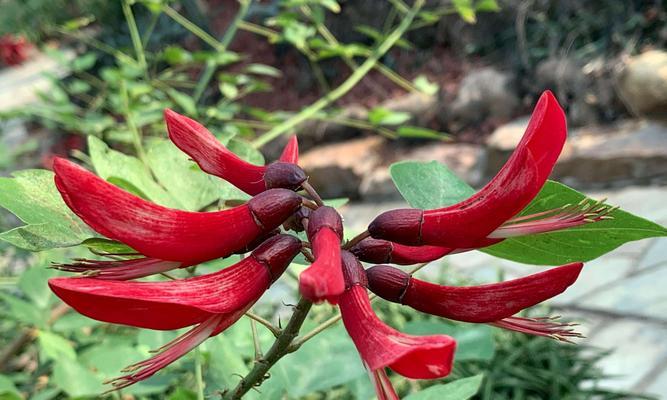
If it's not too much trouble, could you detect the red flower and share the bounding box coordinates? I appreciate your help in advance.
[367,91,614,249]
[49,234,301,389]
[339,251,456,399]
[52,158,301,279]
[0,34,32,66]
[366,263,585,341]
[350,237,453,265]
[299,206,345,303]
[165,109,304,195]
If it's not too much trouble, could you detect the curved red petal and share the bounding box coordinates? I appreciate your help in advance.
[49,257,269,330]
[49,234,300,330]
[164,109,267,195]
[340,285,456,379]
[421,91,566,248]
[390,242,453,265]
[402,262,583,323]
[299,228,344,303]
[278,135,299,164]
[53,158,300,263]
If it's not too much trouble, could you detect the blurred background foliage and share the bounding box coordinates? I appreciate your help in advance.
[0,0,665,399]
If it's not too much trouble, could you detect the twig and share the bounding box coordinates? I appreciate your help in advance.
[245,311,281,338]
[343,230,370,250]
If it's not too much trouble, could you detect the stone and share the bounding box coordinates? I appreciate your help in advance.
[616,50,667,121]
[583,319,667,391]
[299,136,386,200]
[486,119,667,187]
[448,67,519,128]
[579,265,667,321]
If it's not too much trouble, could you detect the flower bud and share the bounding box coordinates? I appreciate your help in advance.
[248,188,302,229]
[307,206,344,240]
[341,251,367,288]
[252,234,302,282]
[349,238,393,263]
[366,265,410,303]
[368,208,423,246]
[282,207,310,232]
[264,162,308,191]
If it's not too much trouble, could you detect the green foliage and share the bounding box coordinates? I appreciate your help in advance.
[391,160,667,265]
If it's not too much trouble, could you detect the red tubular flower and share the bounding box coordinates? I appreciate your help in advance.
[368,91,575,249]
[164,109,305,195]
[299,206,345,303]
[339,251,456,399]
[0,34,32,66]
[350,237,453,265]
[366,263,585,341]
[49,234,301,390]
[52,158,301,279]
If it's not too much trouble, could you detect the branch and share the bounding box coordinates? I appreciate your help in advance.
[251,0,426,148]
[223,298,313,400]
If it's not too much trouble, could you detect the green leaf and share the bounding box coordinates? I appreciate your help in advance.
[0,293,47,327]
[413,75,439,95]
[390,161,475,209]
[37,330,77,361]
[88,136,180,208]
[452,0,477,23]
[390,161,667,265]
[0,169,93,250]
[245,63,282,77]
[397,126,449,140]
[18,264,59,309]
[52,358,105,397]
[146,139,247,209]
[82,238,136,255]
[0,375,21,399]
[403,321,495,361]
[368,107,412,126]
[405,374,484,400]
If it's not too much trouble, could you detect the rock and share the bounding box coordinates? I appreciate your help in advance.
[616,50,667,121]
[535,57,600,126]
[299,136,386,200]
[300,136,484,201]
[485,118,667,187]
[448,67,519,128]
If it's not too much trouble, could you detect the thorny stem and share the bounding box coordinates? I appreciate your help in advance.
[251,0,426,148]
[245,311,281,338]
[223,298,313,400]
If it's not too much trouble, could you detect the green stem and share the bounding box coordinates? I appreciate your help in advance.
[119,80,147,165]
[121,0,148,75]
[194,348,205,400]
[163,5,225,51]
[252,0,425,148]
[223,298,313,400]
[192,0,252,104]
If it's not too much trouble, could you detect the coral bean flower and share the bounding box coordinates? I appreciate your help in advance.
[49,234,301,390]
[52,158,301,279]
[368,91,612,249]
[299,206,345,303]
[165,109,305,195]
[350,237,453,265]
[339,251,456,400]
[366,263,585,341]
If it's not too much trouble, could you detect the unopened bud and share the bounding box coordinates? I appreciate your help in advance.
[248,189,302,229]
[264,162,307,191]
[307,206,343,241]
[366,265,410,303]
[368,208,423,245]
[252,234,302,282]
[349,238,392,263]
[341,251,367,288]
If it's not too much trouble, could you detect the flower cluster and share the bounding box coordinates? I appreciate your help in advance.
[0,34,32,66]
[48,91,611,398]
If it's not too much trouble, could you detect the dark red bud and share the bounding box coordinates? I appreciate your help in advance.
[368,208,423,246]
[282,207,311,232]
[307,206,343,241]
[264,162,308,191]
[234,229,280,254]
[366,265,410,303]
[349,238,393,264]
[252,234,301,282]
[248,188,302,229]
[341,251,367,288]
